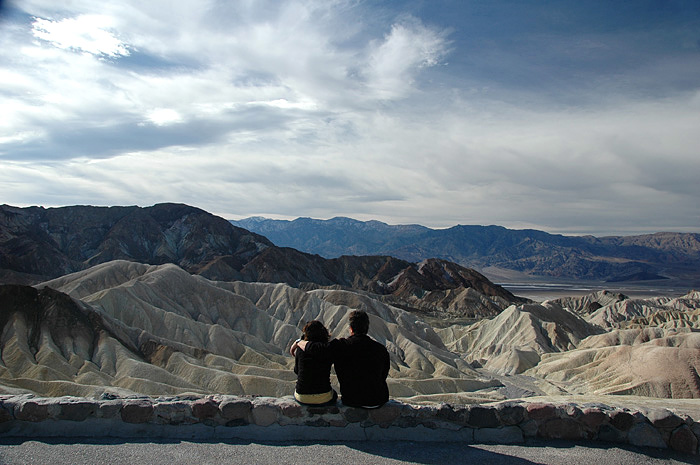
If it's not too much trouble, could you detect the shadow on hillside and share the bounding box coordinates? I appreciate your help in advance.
[0,437,696,465]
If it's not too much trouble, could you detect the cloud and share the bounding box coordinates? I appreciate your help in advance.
[1,1,450,161]
[365,16,450,99]
[146,108,182,126]
[31,14,130,57]
[1,0,699,236]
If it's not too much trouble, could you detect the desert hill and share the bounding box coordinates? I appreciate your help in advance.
[1,259,699,404]
[0,203,523,318]
[433,288,700,400]
[523,292,700,398]
[0,260,502,402]
[438,302,604,375]
[528,328,700,398]
[232,216,700,284]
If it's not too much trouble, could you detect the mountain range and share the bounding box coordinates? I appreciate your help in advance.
[231,216,700,285]
[2,203,700,402]
[0,203,521,319]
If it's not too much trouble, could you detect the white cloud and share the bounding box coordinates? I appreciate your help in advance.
[248,98,318,110]
[31,15,131,57]
[366,18,449,99]
[146,108,183,126]
[1,0,699,236]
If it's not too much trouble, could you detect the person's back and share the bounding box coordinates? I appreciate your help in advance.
[300,310,390,408]
[330,331,390,408]
[293,320,337,405]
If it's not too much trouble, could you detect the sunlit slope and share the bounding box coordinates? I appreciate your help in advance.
[0,260,497,400]
[3,260,699,401]
[438,289,700,398]
[523,291,700,397]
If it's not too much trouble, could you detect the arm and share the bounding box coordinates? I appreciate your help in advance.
[292,339,334,357]
[289,338,309,356]
[304,340,331,357]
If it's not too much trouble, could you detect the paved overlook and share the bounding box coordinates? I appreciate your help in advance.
[1,394,699,462]
[0,438,695,465]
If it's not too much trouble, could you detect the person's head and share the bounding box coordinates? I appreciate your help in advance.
[302,320,330,342]
[349,310,369,336]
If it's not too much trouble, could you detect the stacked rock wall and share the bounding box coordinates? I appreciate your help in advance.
[0,395,698,455]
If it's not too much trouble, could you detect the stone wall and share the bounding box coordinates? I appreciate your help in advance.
[1,394,698,455]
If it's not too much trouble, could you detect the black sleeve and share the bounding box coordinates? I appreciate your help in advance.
[305,341,330,357]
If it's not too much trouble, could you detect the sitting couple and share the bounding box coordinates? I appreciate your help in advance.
[290,310,390,408]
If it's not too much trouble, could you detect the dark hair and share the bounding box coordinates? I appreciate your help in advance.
[302,320,330,342]
[349,310,369,335]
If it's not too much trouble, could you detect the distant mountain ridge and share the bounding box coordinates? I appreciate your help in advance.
[231,217,700,284]
[0,203,272,282]
[0,204,522,318]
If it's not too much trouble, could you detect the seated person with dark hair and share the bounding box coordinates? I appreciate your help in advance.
[291,310,390,408]
[292,320,338,405]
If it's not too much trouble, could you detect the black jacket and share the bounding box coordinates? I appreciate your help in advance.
[294,343,333,395]
[307,334,390,407]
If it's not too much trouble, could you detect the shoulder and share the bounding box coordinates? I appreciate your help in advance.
[365,335,389,354]
[326,338,348,352]
[306,340,330,348]
[353,334,386,349]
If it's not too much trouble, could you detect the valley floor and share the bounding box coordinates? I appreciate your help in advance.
[501,282,692,302]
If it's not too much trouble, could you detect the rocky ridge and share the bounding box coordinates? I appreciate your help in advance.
[0,203,271,283]
[429,288,700,401]
[232,216,700,283]
[0,261,503,402]
[1,259,700,407]
[0,203,523,318]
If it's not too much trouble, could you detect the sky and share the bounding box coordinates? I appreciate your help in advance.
[1,0,699,236]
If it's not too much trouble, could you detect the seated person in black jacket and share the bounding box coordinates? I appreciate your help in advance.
[291,320,338,405]
[291,310,390,408]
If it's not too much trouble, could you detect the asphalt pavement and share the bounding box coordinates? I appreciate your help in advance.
[0,438,696,465]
